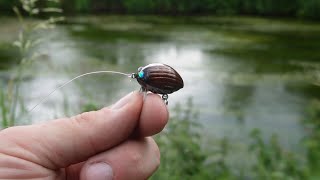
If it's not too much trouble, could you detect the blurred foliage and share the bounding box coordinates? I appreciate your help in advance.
[249,129,309,179]
[303,100,320,175]
[61,0,91,13]
[298,0,320,19]
[0,0,63,128]
[152,98,234,179]
[239,0,299,16]
[0,43,21,69]
[150,98,319,179]
[81,102,99,112]
[2,0,320,19]
[0,0,19,14]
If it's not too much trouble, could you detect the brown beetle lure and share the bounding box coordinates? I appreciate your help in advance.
[131,63,184,105]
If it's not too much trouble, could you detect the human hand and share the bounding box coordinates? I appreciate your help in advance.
[0,92,168,180]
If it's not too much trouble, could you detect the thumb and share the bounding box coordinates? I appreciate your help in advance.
[0,92,143,169]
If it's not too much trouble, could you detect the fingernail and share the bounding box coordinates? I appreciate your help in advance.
[111,92,135,109]
[85,163,113,180]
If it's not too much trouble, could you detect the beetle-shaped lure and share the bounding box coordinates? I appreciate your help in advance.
[131,63,184,105]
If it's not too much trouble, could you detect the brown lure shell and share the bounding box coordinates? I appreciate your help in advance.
[136,63,184,94]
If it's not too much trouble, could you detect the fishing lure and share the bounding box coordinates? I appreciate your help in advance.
[131,63,184,105]
[29,63,184,112]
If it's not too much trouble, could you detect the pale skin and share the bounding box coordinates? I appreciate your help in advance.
[0,92,169,179]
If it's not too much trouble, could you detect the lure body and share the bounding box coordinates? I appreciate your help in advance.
[133,63,184,104]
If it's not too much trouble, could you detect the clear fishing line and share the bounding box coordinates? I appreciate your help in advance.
[29,70,131,112]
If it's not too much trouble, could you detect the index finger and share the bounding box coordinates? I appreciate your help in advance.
[135,93,169,137]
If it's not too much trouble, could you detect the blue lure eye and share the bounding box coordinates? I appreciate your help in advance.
[138,71,144,78]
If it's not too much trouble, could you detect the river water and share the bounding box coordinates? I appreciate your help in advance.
[1,16,320,151]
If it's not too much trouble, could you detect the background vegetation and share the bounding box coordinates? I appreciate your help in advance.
[149,98,319,179]
[1,0,320,19]
[0,0,63,128]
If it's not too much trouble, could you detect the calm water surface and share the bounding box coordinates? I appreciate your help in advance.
[1,16,320,151]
